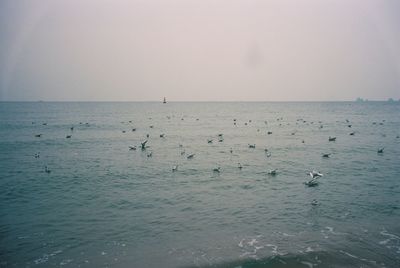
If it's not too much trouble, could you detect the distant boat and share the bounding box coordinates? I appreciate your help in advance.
[163,97,166,104]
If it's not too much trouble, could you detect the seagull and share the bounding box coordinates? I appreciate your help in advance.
[266,152,271,157]
[322,153,331,158]
[304,179,319,187]
[141,140,148,150]
[35,134,42,137]
[349,132,355,136]
[129,146,137,150]
[34,152,40,158]
[238,163,243,169]
[146,134,150,138]
[311,199,319,206]
[187,153,195,159]
[66,135,72,138]
[207,139,213,143]
[172,165,178,172]
[267,131,272,135]
[309,170,323,179]
[218,134,223,137]
[268,169,277,176]
[147,152,153,157]
[377,148,384,154]
[44,166,51,173]
[132,128,136,132]
[328,136,336,141]
[248,144,256,149]
[160,134,165,138]
[70,127,74,131]
[213,167,221,173]
[218,137,224,142]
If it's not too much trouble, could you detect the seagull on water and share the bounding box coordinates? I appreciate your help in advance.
[129,146,137,150]
[309,170,323,179]
[328,136,336,141]
[187,153,195,159]
[213,167,221,173]
[238,163,243,169]
[66,135,72,138]
[377,148,384,154]
[248,144,256,149]
[172,165,178,172]
[322,153,331,158]
[45,166,51,173]
[305,178,319,187]
[268,169,277,176]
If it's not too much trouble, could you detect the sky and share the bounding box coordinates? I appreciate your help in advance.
[0,0,399,101]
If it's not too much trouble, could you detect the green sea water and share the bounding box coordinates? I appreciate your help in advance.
[1,102,399,267]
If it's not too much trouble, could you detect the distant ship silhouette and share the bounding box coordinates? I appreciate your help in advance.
[163,97,166,104]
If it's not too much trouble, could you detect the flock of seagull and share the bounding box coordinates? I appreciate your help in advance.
[32,114,395,200]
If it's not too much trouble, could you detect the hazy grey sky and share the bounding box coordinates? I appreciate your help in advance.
[1,0,399,101]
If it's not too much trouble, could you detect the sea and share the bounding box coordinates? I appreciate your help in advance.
[0,102,399,268]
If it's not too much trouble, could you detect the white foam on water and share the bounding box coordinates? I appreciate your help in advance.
[34,255,48,265]
[300,261,314,268]
[248,238,257,246]
[33,249,63,265]
[60,259,72,266]
[380,228,400,240]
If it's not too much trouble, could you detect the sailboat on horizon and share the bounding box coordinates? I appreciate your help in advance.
[163,97,166,104]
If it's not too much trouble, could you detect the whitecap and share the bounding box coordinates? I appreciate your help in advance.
[60,259,72,266]
[305,246,313,252]
[300,261,314,268]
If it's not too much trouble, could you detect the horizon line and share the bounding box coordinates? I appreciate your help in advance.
[1,99,399,103]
